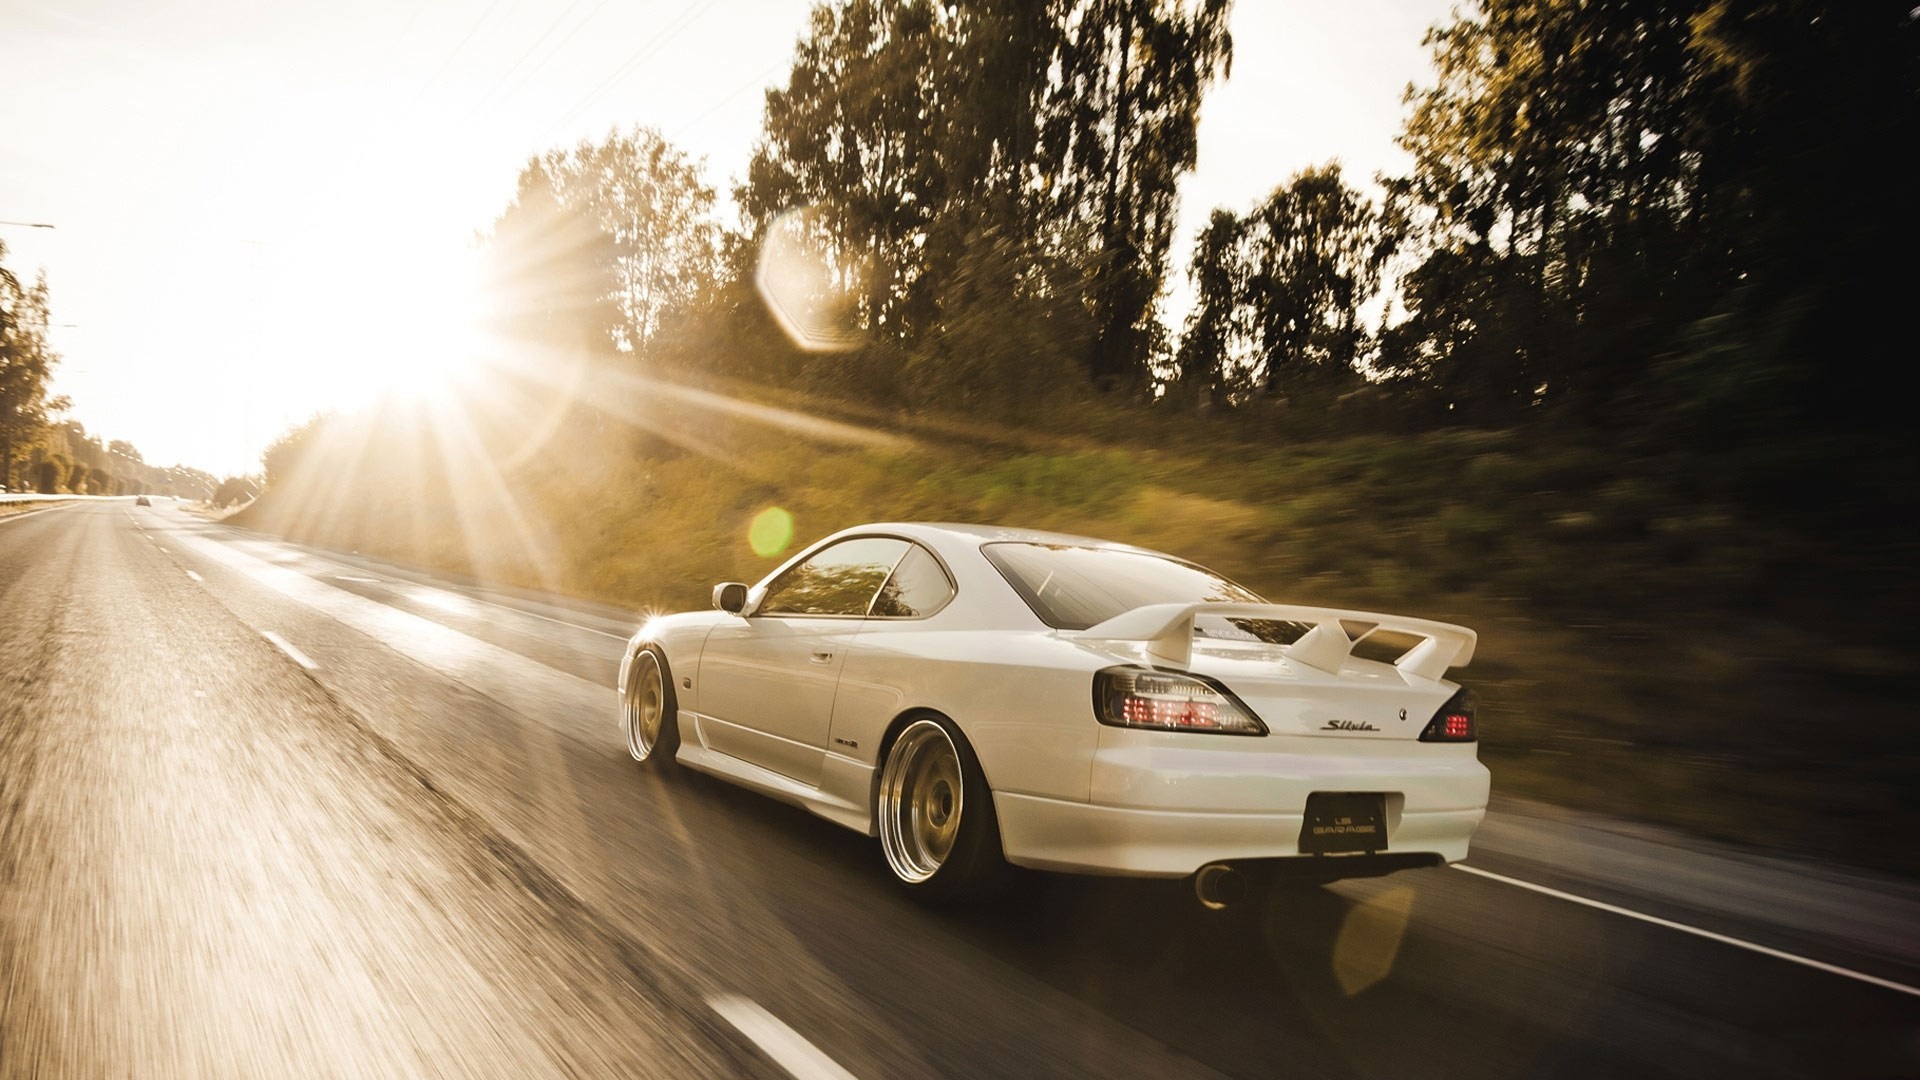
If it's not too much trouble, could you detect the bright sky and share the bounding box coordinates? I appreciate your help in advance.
[1,0,1450,477]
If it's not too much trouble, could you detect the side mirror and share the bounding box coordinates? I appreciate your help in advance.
[713,582,749,613]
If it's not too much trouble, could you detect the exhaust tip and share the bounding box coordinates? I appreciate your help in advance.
[1194,863,1247,910]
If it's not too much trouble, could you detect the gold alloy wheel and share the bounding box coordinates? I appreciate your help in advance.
[624,651,665,761]
[878,719,965,884]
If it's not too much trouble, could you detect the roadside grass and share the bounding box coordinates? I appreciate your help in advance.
[233,389,1918,876]
[0,499,77,520]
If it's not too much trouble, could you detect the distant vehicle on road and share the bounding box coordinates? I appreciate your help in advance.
[134,495,151,506]
[618,523,1488,903]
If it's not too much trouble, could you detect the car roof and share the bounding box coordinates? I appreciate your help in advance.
[844,521,1172,557]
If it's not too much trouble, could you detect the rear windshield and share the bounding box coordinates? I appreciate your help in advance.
[982,542,1263,630]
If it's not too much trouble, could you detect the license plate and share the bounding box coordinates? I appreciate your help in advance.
[1299,793,1388,855]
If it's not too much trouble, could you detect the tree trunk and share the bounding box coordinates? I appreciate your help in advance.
[1090,5,1137,388]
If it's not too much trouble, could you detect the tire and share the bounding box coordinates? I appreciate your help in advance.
[623,648,680,771]
[876,715,1004,901]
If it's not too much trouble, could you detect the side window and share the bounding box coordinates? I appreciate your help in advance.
[869,544,955,618]
[759,538,909,616]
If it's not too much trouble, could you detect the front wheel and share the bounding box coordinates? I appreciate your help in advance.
[623,649,680,771]
[876,716,1003,900]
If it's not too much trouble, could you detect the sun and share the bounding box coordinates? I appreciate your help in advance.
[332,245,494,407]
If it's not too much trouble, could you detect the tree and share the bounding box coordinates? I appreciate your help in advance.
[1389,0,1720,419]
[1243,165,1388,394]
[484,162,623,351]
[739,0,1233,397]
[1,241,66,490]
[914,219,1094,412]
[1035,0,1233,390]
[1174,209,1250,404]
[742,0,947,341]
[1175,165,1389,402]
[1385,0,1918,432]
[537,128,721,357]
[1675,1,1919,437]
[262,414,330,491]
[212,476,257,508]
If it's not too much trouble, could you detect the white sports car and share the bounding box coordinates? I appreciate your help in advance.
[618,523,1489,902]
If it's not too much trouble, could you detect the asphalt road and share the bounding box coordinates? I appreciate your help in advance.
[2,500,1915,1079]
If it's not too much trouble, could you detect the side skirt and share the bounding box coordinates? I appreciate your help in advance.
[676,712,873,836]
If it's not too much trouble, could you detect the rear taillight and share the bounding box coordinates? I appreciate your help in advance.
[1419,688,1477,742]
[1093,667,1267,735]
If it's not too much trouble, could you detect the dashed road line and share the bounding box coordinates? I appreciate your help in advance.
[261,630,319,672]
[707,995,859,1080]
[319,564,627,640]
[468,593,629,640]
[1452,863,1920,998]
[184,569,202,582]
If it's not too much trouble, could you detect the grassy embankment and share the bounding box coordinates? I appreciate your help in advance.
[233,381,1916,875]
[0,499,79,520]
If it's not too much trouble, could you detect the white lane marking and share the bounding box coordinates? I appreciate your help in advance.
[1452,863,1920,999]
[184,569,202,582]
[261,630,319,671]
[384,576,629,640]
[159,546,171,553]
[707,995,859,1080]
[310,558,626,640]
[470,594,629,640]
[443,584,625,634]
[173,530,606,733]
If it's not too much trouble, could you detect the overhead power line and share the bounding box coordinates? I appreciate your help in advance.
[463,0,622,123]
[670,60,787,142]
[414,0,518,101]
[543,0,717,139]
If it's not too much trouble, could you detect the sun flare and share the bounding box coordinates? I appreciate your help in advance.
[332,246,494,407]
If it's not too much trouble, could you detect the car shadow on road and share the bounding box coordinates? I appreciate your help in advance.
[654,765,1520,1079]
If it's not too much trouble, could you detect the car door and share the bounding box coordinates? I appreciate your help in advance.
[696,537,910,786]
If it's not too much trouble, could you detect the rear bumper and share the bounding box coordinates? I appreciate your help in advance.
[992,735,1490,878]
[995,795,1484,877]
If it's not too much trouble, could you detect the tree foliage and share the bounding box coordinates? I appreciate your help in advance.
[1177,164,1388,401]
[1036,0,1232,389]
[262,413,332,492]
[738,0,1231,395]
[743,1,946,340]
[0,240,66,490]
[212,476,258,508]
[1382,0,1918,436]
[536,128,722,356]
[447,0,1911,487]
[483,161,624,351]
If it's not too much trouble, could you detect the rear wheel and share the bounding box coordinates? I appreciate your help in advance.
[877,716,1003,900]
[623,649,679,771]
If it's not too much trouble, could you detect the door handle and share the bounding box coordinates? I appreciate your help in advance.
[810,650,834,664]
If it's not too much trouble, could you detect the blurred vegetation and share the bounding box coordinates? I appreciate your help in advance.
[2,239,218,498]
[244,0,1915,871]
[1,238,63,492]
[237,376,1916,873]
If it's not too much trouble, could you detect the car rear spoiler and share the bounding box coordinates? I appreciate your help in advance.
[1072,602,1476,680]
